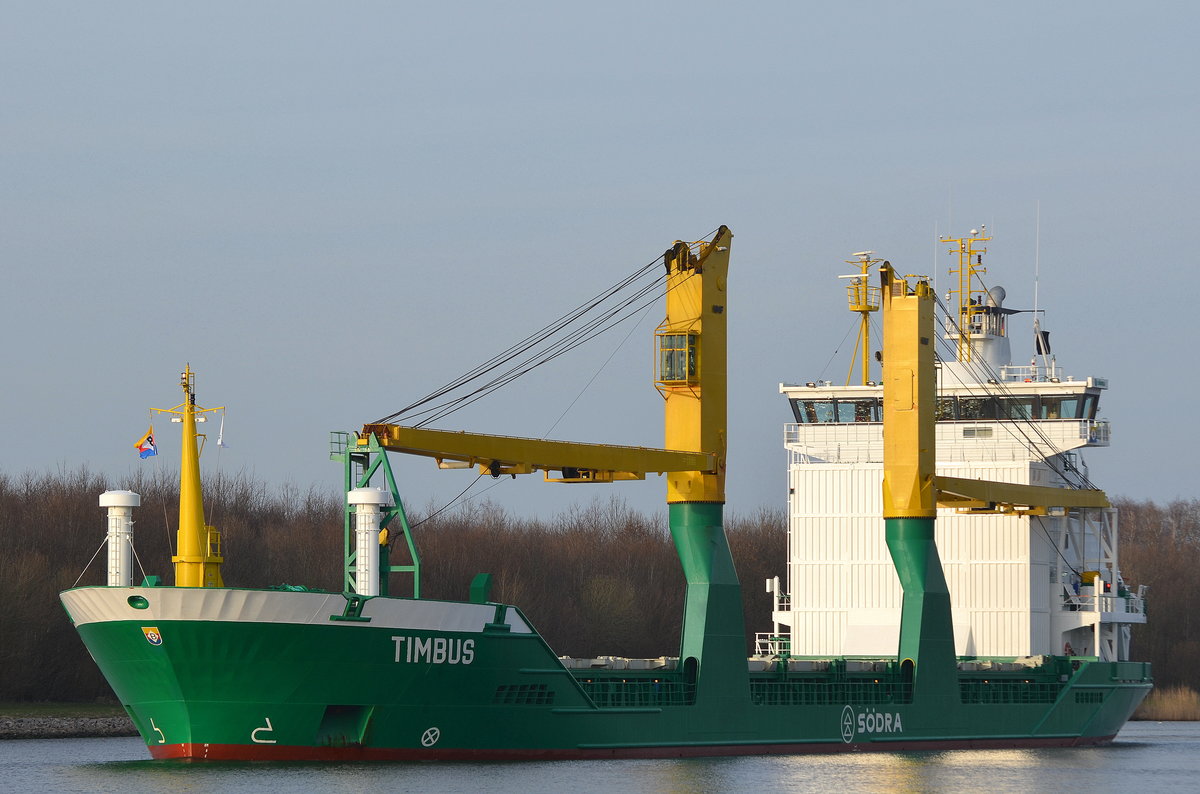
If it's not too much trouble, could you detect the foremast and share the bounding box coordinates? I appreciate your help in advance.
[154,366,225,587]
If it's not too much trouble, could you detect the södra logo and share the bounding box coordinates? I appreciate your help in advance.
[840,705,903,742]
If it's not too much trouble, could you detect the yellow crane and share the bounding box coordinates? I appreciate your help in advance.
[359,226,732,502]
[356,226,743,702]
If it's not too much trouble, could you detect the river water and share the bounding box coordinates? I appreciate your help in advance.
[2,721,1195,793]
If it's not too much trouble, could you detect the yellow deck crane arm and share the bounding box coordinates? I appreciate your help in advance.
[358,424,717,483]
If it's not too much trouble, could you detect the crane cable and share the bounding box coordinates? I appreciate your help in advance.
[406,271,669,427]
[374,257,664,425]
[931,291,1097,491]
[375,229,721,428]
[372,228,722,522]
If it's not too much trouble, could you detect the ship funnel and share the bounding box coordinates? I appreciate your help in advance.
[100,490,141,587]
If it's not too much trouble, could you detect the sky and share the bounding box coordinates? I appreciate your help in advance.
[3,2,1197,524]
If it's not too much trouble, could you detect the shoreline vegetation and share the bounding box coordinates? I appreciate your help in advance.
[1132,686,1200,721]
[4,469,1200,734]
[0,703,135,740]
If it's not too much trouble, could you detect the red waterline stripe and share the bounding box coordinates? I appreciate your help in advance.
[148,734,1116,762]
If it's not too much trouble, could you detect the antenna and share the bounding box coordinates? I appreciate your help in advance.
[1032,200,1054,376]
[932,220,939,295]
[1034,200,1041,324]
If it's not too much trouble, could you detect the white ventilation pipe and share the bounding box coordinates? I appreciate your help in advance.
[100,490,141,587]
[347,488,393,596]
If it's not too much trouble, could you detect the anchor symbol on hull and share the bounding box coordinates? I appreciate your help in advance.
[251,717,277,744]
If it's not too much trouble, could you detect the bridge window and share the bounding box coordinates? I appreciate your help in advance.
[998,397,1035,420]
[957,397,998,420]
[841,398,881,422]
[1081,394,1098,419]
[790,398,880,423]
[1039,395,1098,420]
[791,399,835,423]
[1040,396,1078,419]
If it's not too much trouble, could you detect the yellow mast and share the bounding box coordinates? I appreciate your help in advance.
[942,228,991,363]
[156,366,225,587]
[842,251,882,385]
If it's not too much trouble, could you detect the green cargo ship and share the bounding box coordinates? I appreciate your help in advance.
[61,226,1150,760]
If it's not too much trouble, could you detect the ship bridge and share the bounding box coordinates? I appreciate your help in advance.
[769,232,1142,666]
[780,375,1110,466]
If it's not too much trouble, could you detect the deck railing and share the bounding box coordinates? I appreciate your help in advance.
[785,419,1109,464]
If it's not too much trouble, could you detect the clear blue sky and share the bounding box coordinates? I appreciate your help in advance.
[3,2,1195,522]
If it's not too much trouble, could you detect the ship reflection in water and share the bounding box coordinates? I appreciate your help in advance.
[1,722,1196,791]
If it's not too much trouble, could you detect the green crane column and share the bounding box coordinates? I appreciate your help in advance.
[669,501,747,705]
[880,264,958,702]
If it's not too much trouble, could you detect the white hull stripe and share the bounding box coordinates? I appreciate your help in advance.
[60,587,531,633]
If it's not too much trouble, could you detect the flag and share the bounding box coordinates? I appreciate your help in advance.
[135,427,157,459]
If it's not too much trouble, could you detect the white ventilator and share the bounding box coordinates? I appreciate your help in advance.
[100,490,141,587]
[347,487,393,596]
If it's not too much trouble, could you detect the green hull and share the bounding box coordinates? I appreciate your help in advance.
[61,585,1150,761]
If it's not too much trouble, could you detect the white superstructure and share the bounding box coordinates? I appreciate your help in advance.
[767,231,1145,663]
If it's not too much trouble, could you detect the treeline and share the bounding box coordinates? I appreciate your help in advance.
[0,469,780,702]
[1111,498,1200,689]
[0,467,1193,703]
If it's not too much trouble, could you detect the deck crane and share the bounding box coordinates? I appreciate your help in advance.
[878,262,1109,699]
[340,225,743,704]
[338,228,1110,706]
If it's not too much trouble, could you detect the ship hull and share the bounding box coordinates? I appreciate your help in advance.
[62,586,1151,761]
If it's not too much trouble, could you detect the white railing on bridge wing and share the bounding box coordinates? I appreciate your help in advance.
[997,363,1065,382]
[785,419,1109,465]
[784,422,882,464]
[1060,589,1145,617]
[1086,421,1110,445]
[755,633,791,656]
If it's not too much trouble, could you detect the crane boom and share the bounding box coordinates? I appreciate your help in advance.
[359,424,716,482]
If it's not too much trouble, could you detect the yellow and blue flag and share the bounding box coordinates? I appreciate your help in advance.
[135,427,157,459]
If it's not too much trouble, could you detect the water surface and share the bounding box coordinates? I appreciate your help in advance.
[1,721,1193,793]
